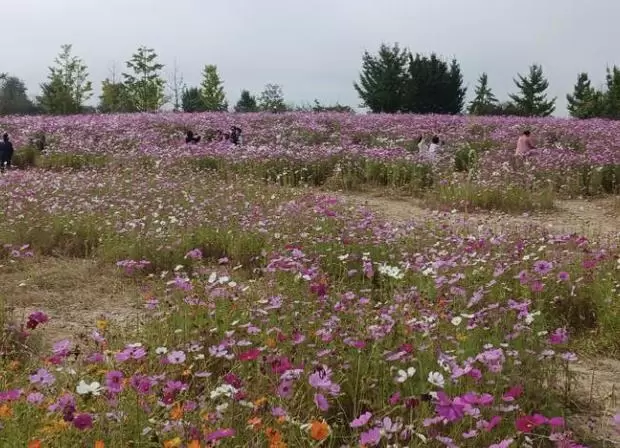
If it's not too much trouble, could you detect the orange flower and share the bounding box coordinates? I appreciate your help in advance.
[170,403,184,421]
[0,404,12,419]
[27,441,41,448]
[187,441,201,448]
[309,420,330,441]
[163,438,182,448]
[265,427,287,448]
[94,441,105,448]
[266,337,277,348]
[248,416,262,429]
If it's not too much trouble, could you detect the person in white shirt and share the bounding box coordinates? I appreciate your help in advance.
[426,135,441,162]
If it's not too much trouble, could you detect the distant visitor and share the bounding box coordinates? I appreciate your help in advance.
[185,131,201,144]
[0,133,14,172]
[230,126,243,145]
[515,130,535,167]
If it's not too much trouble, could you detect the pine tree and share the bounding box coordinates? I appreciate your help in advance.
[0,75,37,115]
[259,84,286,112]
[468,73,498,115]
[445,59,467,114]
[123,46,166,112]
[37,44,92,115]
[354,43,409,113]
[182,87,206,112]
[508,64,556,117]
[402,53,465,114]
[234,90,258,112]
[604,65,620,119]
[200,65,228,112]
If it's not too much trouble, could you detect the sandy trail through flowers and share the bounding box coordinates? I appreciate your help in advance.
[341,192,619,240]
[340,190,620,444]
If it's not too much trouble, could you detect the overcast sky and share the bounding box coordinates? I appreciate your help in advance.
[3,0,619,115]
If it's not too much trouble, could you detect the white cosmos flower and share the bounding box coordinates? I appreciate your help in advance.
[155,347,168,355]
[395,367,416,383]
[427,371,445,388]
[76,380,102,396]
[451,316,463,326]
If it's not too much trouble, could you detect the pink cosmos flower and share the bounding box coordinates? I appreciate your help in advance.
[533,260,553,275]
[549,328,569,345]
[502,385,523,402]
[515,414,546,432]
[489,438,514,448]
[27,392,44,405]
[350,411,372,428]
[314,393,329,412]
[359,427,381,446]
[26,311,49,330]
[238,348,260,361]
[105,371,124,394]
[167,350,186,364]
[206,428,235,442]
[29,368,55,387]
[557,271,570,281]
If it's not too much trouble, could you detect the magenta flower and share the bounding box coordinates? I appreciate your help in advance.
[26,311,49,330]
[105,370,124,394]
[502,385,523,402]
[73,413,93,430]
[167,350,186,364]
[0,389,22,402]
[549,328,569,345]
[515,414,546,432]
[359,427,381,446]
[206,428,235,442]
[350,411,372,428]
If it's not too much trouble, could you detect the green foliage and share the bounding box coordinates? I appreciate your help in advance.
[259,83,286,112]
[354,43,409,113]
[0,74,37,115]
[12,146,39,168]
[402,53,467,114]
[37,44,92,115]
[122,46,166,112]
[181,87,206,112]
[509,64,556,117]
[468,73,498,115]
[200,64,228,112]
[311,99,354,113]
[98,79,134,113]
[567,73,602,119]
[604,65,620,119]
[234,90,259,112]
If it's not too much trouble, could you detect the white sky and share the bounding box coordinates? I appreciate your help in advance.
[2,0,619,115]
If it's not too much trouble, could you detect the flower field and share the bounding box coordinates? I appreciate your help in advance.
[0,113,619,447]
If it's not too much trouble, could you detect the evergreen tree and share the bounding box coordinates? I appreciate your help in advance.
[182,87,206,112]
[234,90,258,112]
[604,65,620,119]
[354,43,409,113]
[508,64,556,117]
[259,84,286,112]
[122,46,166,112]
[566,73,605,119]
[200,65,228,111]
[445,59,467,114]
[402,53,465,114]
[37,44,92,115]
[468,73,498,115]
[0,74,37,115]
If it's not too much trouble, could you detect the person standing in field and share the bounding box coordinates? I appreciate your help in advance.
[0,133,14,172]
[426,135,441,163]
[515,130,535,168]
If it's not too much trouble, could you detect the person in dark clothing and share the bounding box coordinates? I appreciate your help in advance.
[230,126,242,145]
[0,133,14,172]
[185,130,201,144]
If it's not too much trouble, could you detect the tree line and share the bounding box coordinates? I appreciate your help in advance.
[2,42,620,118]
[356,43,620,119]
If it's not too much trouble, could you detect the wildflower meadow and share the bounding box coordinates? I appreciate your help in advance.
[0,112,619,448]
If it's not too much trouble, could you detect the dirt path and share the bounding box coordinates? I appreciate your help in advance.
[1,257,142,345]
[342,192,619,239]
[339,191,620,444]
